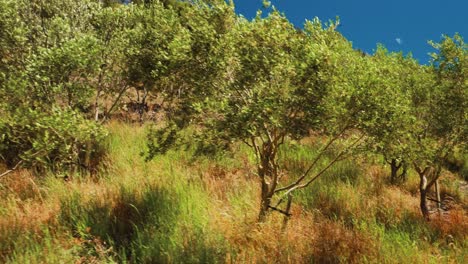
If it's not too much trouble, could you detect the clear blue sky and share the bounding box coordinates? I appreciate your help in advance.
[232,0,468,64]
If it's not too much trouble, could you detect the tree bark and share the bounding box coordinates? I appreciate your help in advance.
[390,159,399,184]
[258,179,271,222]
[420,187,430,220]
[415,165,432,221]
[399,161,408,182]
[255,137,280,222]
[435,180,441,212]
[102,85,128,122]
[389,158,406,184]
[281,194,293,231]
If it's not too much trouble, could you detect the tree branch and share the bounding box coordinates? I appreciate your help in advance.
[268,205,292,217]
[102,84,129,123]
[275,134,365,204]
[426,165,442,190]
[0,160,23,179]
[275,127,349,193]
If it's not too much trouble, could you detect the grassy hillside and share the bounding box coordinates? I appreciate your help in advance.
[0,122,466,263]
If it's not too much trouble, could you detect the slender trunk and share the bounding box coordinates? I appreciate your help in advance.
[102,85,128,122]
[417,168,431,220]
[94,105,100,121]
[400,162,408,182]
[255,136,281,222]
[94,90,102,122]
[420,187,430,220]
[257,154,276,222]
[94,61,106,122]
[281,194,293,231]
[258,160,272,222]
[138,88,148,125]
[258,180,271,222]
[435,180,441,211]
[390,159,398,184]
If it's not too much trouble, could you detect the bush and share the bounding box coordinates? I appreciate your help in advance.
[0,107,107,173]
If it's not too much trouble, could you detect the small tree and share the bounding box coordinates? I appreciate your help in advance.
[0,107,107,172]
[124,1,191,122]
[363,46,424,184]
[91,4,132,121]
[126,0,236,125]
[148,12,369,222]
[0,0,108,173]
[411,34,467,220]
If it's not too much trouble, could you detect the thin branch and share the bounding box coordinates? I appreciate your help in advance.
[426,165,442,190]
[275,127,349,193]
[241,138,253,148]
[413,162,427,176]
[102,84,129,123]
[263,123,273,144]
[231,84,249,105]
[278,133,286,147]
[268,205,292,217]
[427,197,440,203]
[251,137,261,165]
[281,193,293,231]
[384,156,392,165]
[298,135,364,186]
[0,160,23,179]
[275,134,365,204]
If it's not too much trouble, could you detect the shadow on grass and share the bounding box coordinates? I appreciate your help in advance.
[59,183,226,263]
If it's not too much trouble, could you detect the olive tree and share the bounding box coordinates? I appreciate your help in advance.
[411,34,467,220]
[0,0,108,173]
[153,12,369,222]
[125,0,236,125]
[363,47,424,184]
[124,1,191,122]
[91,4,132,121]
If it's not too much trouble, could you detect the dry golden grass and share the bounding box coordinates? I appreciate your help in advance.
[210,204,317,263]
[0,170,57,231]
[1,122,466,263]
[311,219,377,264]
[430,209,468,241]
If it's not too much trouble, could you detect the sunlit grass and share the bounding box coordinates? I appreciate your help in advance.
[0,121,466,263]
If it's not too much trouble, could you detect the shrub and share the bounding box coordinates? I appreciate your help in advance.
[0,108,107,173]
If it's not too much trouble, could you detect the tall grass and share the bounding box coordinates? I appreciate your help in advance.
[0,121,466,263]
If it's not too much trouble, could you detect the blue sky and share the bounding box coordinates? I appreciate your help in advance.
[232,0,468,64]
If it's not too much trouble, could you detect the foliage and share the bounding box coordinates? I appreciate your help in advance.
[0,0,108,171]
[411,34,467,218]
[0,107,107,172]
[0,0,466,235]
[90,4,132,121]
[125,1,191,93]
[408,34,467,168]
[360,47,425,184]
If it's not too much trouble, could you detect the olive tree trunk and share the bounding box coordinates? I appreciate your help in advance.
[419,174,430,220]
[257,148,279,222]
[251,134,282,222]
[388,158,407,184]
[389,159,401,184]
[414,164,442,221]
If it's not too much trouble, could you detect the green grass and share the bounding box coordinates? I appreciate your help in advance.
[1,121,466,263]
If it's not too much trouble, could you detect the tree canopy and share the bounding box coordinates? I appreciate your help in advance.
[0,0,466,222]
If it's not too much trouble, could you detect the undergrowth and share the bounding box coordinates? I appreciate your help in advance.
[0,122,466,263]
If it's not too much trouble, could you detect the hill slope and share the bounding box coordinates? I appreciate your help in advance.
[0,122,466,263]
